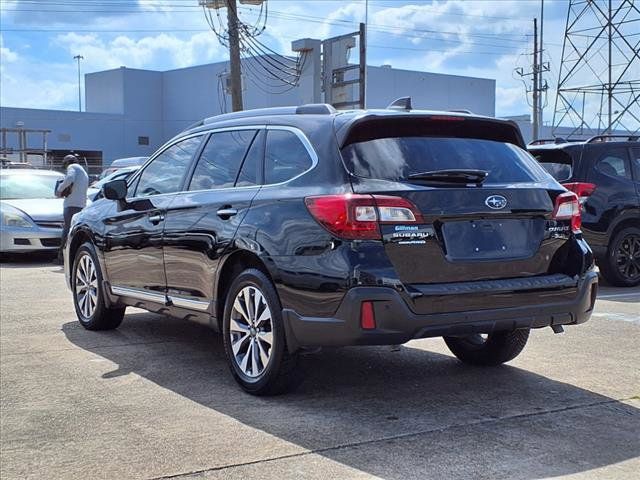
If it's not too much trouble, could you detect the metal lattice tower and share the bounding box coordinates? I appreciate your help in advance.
[552,0,640,137]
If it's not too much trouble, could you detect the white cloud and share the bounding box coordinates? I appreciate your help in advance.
[0,30,228,109]
[0,36,19,63]
[1,66,77,110]
[54,31,227,71]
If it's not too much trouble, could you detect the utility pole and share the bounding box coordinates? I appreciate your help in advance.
[73,54,83,112]
[226,0,243,111]
[538,0,544,131]
[515,15,549,142]
[532,18,539,141]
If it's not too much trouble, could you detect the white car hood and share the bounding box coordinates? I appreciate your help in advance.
[1,198,65,222]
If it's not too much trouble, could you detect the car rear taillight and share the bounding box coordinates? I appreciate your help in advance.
[562,182,596,206]
[304,194,423,240]
[552,191,582,233]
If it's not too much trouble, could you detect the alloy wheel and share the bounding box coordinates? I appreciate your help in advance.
[75,254,98,319]
[615,233,640,281]
[229,286,273,378]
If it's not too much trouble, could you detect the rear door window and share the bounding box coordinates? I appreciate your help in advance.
[342,136,545,184]
[134,136,203,197]
[595,149,632,179]
[188,130,258,191]
[540,163,572,182]
[264,130,313,184]
[529,149,574,182]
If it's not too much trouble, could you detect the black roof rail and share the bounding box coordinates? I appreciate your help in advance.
[387,97,412,111]
[529,138,555,145]
[586,134,639,143]
[449,109,473,114]
[528,137,569,145]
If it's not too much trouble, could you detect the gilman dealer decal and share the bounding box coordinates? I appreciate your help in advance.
[386,225,435,245]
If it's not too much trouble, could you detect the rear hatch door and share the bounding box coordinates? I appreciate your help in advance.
[341,115,567,284]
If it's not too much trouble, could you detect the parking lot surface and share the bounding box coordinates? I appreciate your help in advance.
[1,258,638,480]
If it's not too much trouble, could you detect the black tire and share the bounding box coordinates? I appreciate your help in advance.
[222,268,299,395]
[72,242,125,331]
[600,226,640,287]
[443,329,530,366]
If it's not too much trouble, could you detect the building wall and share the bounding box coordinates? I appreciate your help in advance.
[85,68,124,115]
[160,58,318,139]
[0,107,126,164]
[367,67,495,115]
[162,63,226,140]
[121,68,164,156]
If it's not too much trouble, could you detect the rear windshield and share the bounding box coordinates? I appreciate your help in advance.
[529,149,573,182]
[342,136,546,184]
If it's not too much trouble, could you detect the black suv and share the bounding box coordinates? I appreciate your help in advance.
[529,136,640,287]
[65,104,598,395]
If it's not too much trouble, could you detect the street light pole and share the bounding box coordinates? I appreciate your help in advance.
[364,0,368,108]
[73,55,84,112]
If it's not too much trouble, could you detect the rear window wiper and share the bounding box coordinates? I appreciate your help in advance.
[407,169,489,185]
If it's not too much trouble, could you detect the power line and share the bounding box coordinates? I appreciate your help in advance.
[0,26,529,57]
[1,2,537,42]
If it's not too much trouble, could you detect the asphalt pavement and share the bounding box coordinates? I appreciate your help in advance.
[0,257,638,479]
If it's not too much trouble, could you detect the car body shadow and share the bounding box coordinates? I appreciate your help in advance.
[0,252,58,267]
[61,313,640,479]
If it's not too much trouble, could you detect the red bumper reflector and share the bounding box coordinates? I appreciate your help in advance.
[360,301,376,330]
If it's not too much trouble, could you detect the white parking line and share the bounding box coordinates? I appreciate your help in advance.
[597,292,640,300]
[592,312,640,324]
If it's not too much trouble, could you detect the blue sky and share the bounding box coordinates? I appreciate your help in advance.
[0,0,571,121]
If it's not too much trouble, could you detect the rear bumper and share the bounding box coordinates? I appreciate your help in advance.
[282,270,598,351]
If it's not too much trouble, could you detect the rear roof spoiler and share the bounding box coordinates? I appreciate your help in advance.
[338,114,526,149]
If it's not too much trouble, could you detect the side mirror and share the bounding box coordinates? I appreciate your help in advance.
[102,179,128,201]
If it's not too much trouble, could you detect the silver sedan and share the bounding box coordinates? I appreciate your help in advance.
[0,169,65,254]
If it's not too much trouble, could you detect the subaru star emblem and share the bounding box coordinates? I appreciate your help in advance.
[485,195,508,210]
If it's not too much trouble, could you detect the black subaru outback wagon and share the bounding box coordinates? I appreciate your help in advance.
[529,136,640,287]
[65,104,598,395]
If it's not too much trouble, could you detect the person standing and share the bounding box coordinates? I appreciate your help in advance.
[55,154,88,264]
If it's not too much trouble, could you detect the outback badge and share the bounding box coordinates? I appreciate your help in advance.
[485,195,508,210]
[484,195,507,210]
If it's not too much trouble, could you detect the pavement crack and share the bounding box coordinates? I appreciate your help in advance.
[147,396,638,479]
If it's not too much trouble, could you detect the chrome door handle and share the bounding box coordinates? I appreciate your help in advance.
[217,208,238,218]
[148,214,165,225]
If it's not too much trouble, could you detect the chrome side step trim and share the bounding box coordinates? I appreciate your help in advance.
[110,285,211,312]
[169,296,210,312]
[111,286,166,303]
